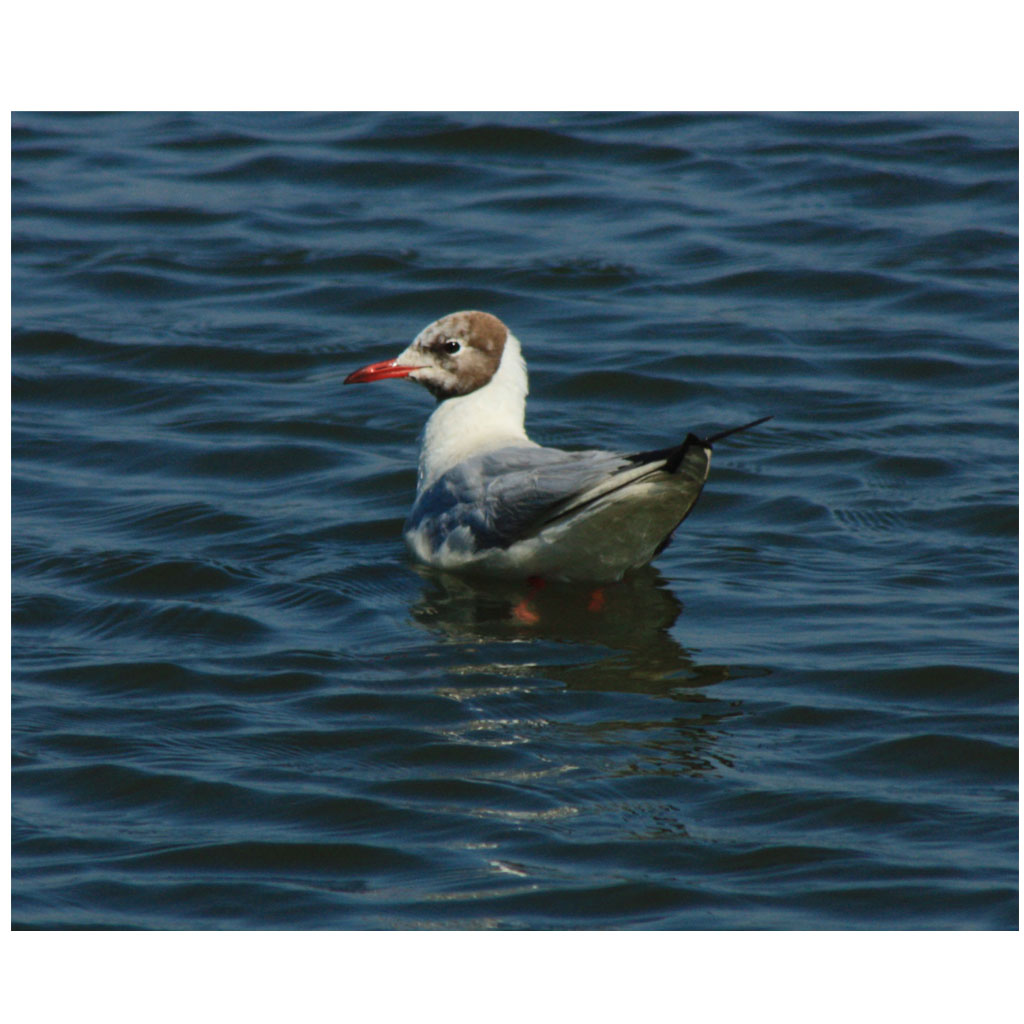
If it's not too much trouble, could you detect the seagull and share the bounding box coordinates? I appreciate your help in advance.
[344,311,768,582]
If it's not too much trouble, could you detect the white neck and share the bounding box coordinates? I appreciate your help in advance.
[417,330,535,492]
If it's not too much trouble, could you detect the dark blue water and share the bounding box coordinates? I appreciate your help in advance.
[12,111,1017,929]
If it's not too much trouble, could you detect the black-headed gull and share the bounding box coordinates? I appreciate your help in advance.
[345,311,768,582]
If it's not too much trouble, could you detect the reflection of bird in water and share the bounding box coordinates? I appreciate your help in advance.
[410,564,733,699]
[410,565,743,785]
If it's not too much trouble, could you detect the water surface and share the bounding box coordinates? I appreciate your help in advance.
[12,111,1018,928]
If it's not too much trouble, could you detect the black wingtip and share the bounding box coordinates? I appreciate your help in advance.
[626,416,771,473]
[705,415,773,446]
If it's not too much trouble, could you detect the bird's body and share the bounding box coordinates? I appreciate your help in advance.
[345,311,764,582]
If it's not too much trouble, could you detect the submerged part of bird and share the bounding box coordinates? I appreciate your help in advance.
[345,310,769,583]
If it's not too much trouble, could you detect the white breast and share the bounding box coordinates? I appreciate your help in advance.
[416,331,538,492]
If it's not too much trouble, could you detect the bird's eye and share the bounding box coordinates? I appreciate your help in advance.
[441,339,461,355]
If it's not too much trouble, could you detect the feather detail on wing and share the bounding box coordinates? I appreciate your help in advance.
[405,437,712,555]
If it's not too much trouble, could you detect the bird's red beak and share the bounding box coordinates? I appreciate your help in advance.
[344,359,424,385]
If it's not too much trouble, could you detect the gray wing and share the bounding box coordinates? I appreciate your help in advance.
[406,438,710,553]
